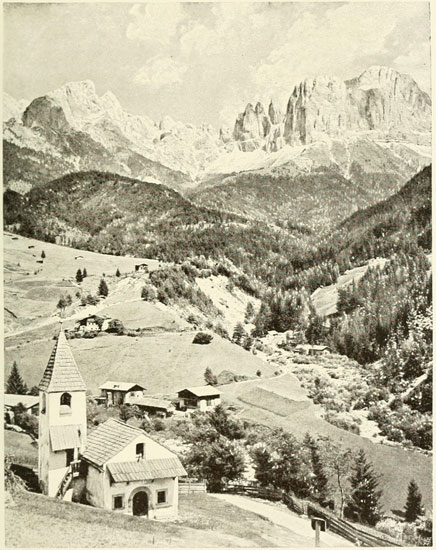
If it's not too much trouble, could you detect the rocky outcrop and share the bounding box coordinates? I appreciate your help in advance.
[284,66,431,146]
[233,101,285,152]
[5,80,223,184]
[232,67,431,151]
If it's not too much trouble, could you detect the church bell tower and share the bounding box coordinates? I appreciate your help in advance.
[38,328,87,497]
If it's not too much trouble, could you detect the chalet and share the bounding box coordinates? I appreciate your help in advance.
[99,381,147,406]
[4,394,39,423]
[37,329,187,520]
[130,397,175,418]
[177,386,221,412]
[135,264,149,273]
[74,315,110,334]
[82,419,186,519]
[294,344,331,356]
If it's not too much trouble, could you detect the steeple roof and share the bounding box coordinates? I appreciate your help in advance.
[38,329,86,392]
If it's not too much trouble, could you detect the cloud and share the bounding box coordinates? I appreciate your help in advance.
[134,56,187,90]
[252,4,402,104]
[180,3,267,58]
[126,3,185,44]
[394,41,431,92]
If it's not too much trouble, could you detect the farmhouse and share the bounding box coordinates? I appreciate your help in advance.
[4,394,39,423]
[37,329,187,519]
[74,315,109,334]
[135,263,149,273]
[177,386,221,412]
[82,419,186,519]
[294,344,332,356]
[99,381,147,406]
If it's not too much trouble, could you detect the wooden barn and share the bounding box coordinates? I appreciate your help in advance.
[177,386,221,412]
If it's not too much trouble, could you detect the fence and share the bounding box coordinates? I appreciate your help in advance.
[223,482,402,547]
[178,478,207,495]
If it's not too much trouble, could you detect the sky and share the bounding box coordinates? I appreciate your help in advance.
[3,2,432,128]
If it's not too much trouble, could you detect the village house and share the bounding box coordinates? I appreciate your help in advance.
[4,394,39,424]
[294,344,332,356]
[135,263,149,273]
[74,314,110,334]
[99,381,147,406]
[82,419,186,518]
[177,386,221,412]
[37,328,187,519]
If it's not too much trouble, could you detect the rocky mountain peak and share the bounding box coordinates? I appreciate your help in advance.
[231,67,431,150]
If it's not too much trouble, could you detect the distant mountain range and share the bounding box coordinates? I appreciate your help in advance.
[3,66,431,225]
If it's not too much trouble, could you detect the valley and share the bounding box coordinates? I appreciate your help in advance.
[3,61,432,547]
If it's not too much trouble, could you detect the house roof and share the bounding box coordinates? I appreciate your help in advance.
[4,394,39,410]
[38,330,87,393]
[130,396,174,410]
[107,457,187,483]
[295,343,330,350]
[99,381,146,392]
[50,424,83,451]
[178,385,220,398]
[82,418,147,467]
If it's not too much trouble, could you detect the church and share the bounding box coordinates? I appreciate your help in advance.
[37,328,187,519]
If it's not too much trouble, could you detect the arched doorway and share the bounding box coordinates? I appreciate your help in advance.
[132,491,148,516]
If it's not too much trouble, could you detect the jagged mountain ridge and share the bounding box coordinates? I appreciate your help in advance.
[3,66,431,200]
[3,80,221,191]
[229,66,431,153]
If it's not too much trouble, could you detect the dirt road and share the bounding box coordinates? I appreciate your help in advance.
[212,494,355,547]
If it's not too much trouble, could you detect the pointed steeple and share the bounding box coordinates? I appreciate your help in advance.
[38,329,86,392]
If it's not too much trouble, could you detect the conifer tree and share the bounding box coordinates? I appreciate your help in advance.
[346,449,382,526]
[116,268,121,277]
[76,268,83,283]
[98,278,109,297]
[41,250,46,259]
[6,361,28,395]
[204,367,218,386]
[245,302,255,322]
[304,433,329,505]
[405,479,424,522]
[82,268,87,278]
[232,322,247,346]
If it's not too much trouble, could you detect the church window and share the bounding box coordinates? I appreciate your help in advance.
[60,392,72,407]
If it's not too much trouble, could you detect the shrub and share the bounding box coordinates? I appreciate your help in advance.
[214,323,230,340]
[153,418,166,432]
[141,284,156,301]
[106,319,124,335]
[193,332,213,345]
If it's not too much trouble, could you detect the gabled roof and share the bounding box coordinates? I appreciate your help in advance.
[295,344,330,351]
[4,394,39,409]
[82,418,146,467]
[178,385,220,398]
[107,457,187,483]
[99,381,146,392]
[130,396,174,410]
[38,330,86,393]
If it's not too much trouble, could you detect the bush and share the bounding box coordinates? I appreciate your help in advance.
[193,332,213,345]
[106,319,124,335]
[141,284,156,301]
[153,418,166,431]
